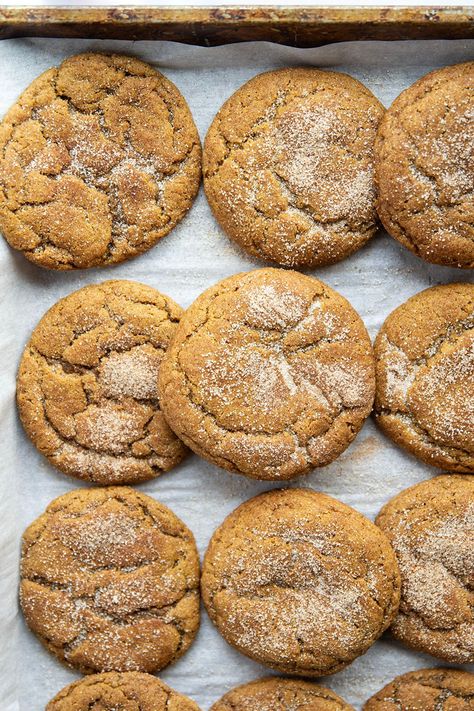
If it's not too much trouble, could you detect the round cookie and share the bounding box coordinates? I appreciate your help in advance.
[158,268,375,481]
[363,668,474,710]
[374,283,474,473]
[47,672,201,711]
[0,52,201,269]
[204,67,384,268]
[375,62,474,268]
[211,677,354,711]
[17,280,188,485]
[376,475,474,663]
[20,487,200,674]
[201,488,401,677]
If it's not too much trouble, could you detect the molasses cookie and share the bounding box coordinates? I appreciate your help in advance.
[202,488,400,677]
[204,67,384,267]
[0,52,201,269]
[47,672,201,711]
[374,283,474,472]
[376,475,474,663]
[211,677,354,711]
[375,62,474,268]
[363,668,474,710]
[17,280,187,484]
[159,268,375,480]
[20,487,200,674]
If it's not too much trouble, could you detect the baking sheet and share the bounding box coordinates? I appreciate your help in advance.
[1,36,473,711]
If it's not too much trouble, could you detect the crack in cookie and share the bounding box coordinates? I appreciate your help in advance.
[0,52,201,269]
[20,488,200,675]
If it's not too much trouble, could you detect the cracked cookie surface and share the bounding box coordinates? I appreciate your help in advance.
[203,67,384,268]
[374,283,474,473]
[20,487,200,674]
[0,52,201,269]
[376,475,474,663]
[201,488,401,677]
[211,677,354,711]
[17,280,188,485]
[158,268,375,481]
[375,62,474,268]
[47,671,201,711]
[363,668,474,710]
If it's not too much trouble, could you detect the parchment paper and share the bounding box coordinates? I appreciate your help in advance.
[1,36,473,711]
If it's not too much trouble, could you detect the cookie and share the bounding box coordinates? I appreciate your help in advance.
[374,283,474,473]
[201,488,400,677]
[204,67,384,267]
[376,475,474,663]
[211,677,354,711]
[17,280,188,485]
[158,268,375,481]
[47,671,201,711]
[375,62,474,268]
[363,668,474,710]
[20,487,200,674]
[0,52,201,269]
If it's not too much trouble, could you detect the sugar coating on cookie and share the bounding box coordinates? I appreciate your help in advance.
[211,677,354,711]
[20,487,200,674]
[375,61,474,268]
[17,280,187,484]
[374,283,474,473]
[47,671,201,711]
[202,488,400,677]
[376,475,474,664]
[363,668,474,710]
[204,67,384,268]
[0,52,201,269]
[159,268,375,481]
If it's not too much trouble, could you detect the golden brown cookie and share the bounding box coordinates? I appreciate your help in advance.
[375,62,474,268]
[363,668,474,710]
[376,475,474,663]
[374,283,474,473]
[17,280,188,485]
[204,67,384,268]
[202,488,401,677]
[158,268,375,481]
[20,487,200,674]
[211,677,354,711]
[46,672,201,711]
[0,52,201,269]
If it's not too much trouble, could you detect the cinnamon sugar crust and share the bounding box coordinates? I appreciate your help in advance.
[0,52,201,269]
[375,62,474,268]
[20,487,200,675]
[203,67,384,268]
[158,268,376,481]
[211,677,354,711]
[376,475,474,663]
[201,488,401,677]
[374,283,474,473]
[17,280,188,485]
[363,668,474,710]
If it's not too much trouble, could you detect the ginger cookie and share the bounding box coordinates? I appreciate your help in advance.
[0,52,201,269]
[374,283,474,473]
[204,67,384,268]
[47,672,201,711]
[201,488,400,677]
[158,268,375,481]
[211,677,354,711]
[17,280,188,485]
[364,668,474,710]
[20,487,200,674]
[375,62,474,268]
[376,475,474,663]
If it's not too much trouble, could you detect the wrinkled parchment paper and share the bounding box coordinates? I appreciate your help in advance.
[0,36,473,711]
